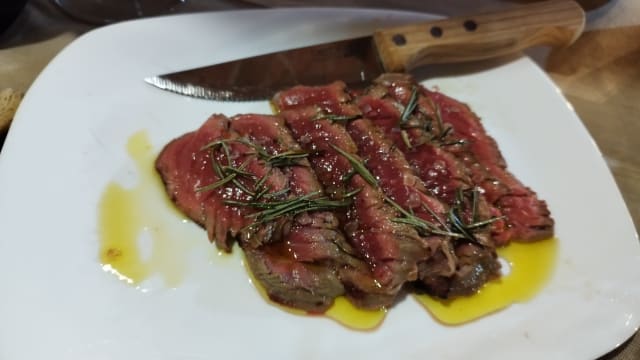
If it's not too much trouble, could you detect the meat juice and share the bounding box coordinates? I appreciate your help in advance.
[98,131,557,328]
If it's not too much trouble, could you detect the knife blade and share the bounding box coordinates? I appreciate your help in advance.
[145,0,584,101]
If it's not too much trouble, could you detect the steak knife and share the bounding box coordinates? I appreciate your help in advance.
[145,0,584,101]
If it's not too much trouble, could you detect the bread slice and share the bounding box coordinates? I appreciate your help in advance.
[0,88,23,133]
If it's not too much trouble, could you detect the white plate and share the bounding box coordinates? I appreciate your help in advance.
[1,8,638,360]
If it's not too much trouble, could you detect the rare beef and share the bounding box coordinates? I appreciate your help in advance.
[361,74,553,243]
[275,82,505,298]
[357,81,508,245]
[347,118,501,298]
[155,115,250,252]
[275,84,429,308]
[347,118,447,225]
[357,92,473,204]
[417,241,501,297]
[156,74,555,313]
[230,114,390,310]
[158,114,359,312]
[423,89,553,241]
[272,80,356,115]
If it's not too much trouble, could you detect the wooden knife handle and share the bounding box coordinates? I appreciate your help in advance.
[373,0,585,72]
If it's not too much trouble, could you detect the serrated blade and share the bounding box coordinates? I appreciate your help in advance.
[144,36,384,101]
[145,1,585,101]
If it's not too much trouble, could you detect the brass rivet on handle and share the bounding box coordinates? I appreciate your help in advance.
[392,34,407,46]
[463,20,478,31]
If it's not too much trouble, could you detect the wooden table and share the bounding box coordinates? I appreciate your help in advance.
[1,0,638,358]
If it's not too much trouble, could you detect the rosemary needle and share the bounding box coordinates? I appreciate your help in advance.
[195,173,236,193]
[225,191,351,225]
[400,86,419,124]
[313,113,361,123]
[400,129,412,149]
[330,144,378,187]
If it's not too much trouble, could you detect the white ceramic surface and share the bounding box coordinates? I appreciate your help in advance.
[0,8,638,360]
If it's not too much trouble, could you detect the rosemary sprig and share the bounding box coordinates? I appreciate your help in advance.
[265,150,309,167]
[313,113,361,123]
[471,187,479,223]
[392,218,467,239]
[197,146,253,193]
[428,98,444,134]
[422,116,433,133]
[466,217,505,230]
[200,139,230,151]
[252,185,272,201]
[342,187,363,198]
[231,138,268,158]
[211,155,225,178]
[225,162,258,196]
[195,173,236,193]
[205,137,308,168]
[400,129,412,149]
[420,200,450,230]
[400,86,419,124]
[254,170,270,191]
[441,139,466,147]
[199,139,261,196]
[448,188,505,244]
[341,168,356,183]
[330,144,377,187]
[197,137,310,200]
[397,89,461,149]
[448,188,478,241]
[225,191,352,225]
[385,187,506,244]
[236,138,309,167]
[221,165,255,178]
[220,140,232,165]
[230,177,255,197]
[433,125,453,142]
[448,207,476,241]
[385,196,465,239]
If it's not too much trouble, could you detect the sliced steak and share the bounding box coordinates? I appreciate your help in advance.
[158,114,351,312]
[357,88,507,245]
[423,88,553,241]
[243,246,343,313]
[227,114,338,311]
[231,113,402,311]
[276,84,429,308]
[155,114,250,252]
[272,81,360,116]
[156,73,555,312]
[357,93,470,203]
[364,74,552,243]
[347,118,447,223]
[417,241,501,298]
[347,118,501,298]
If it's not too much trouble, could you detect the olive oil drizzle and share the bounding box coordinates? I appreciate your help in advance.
[98,131,203,287]
[242,255,387,330]
[415,238,558,325]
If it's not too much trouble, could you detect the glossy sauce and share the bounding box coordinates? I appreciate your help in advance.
[244,256,387,330]
[415,238,558,325]
[324,238,557,329]
[325,297,386,330]
[99,131,557,328]
[98,131,206,287]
